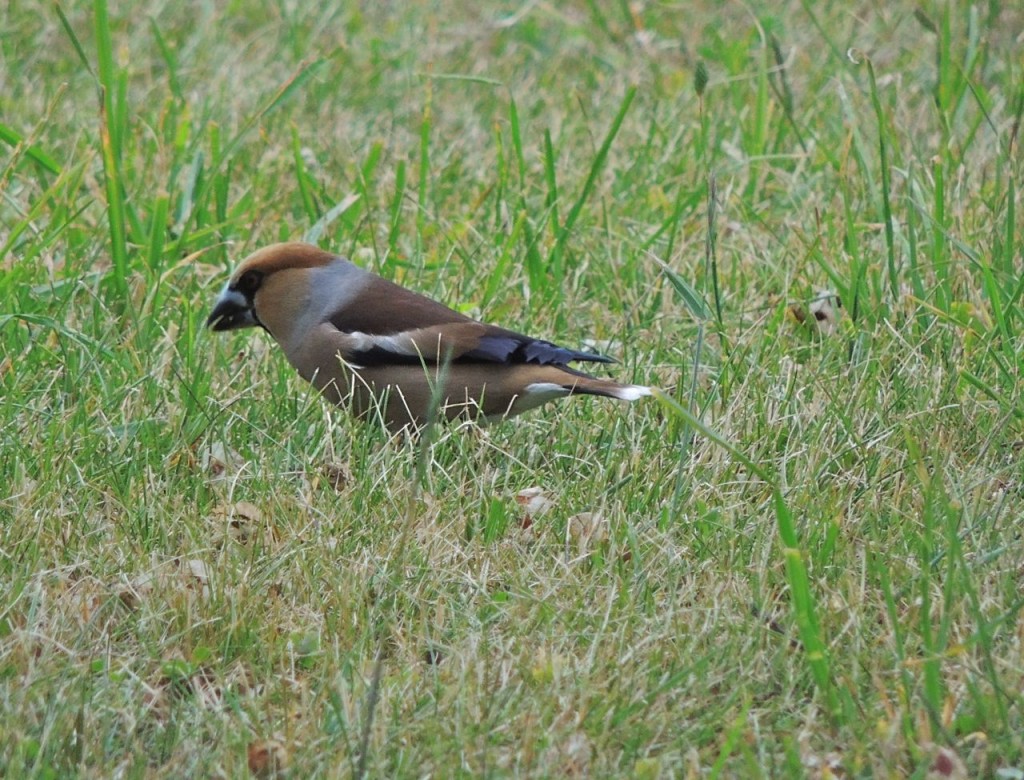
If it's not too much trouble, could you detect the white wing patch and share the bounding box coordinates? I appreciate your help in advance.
[524,382,572,399]
[347,331,422,357]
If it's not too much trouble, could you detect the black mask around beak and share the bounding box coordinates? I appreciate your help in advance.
[207,287,260,331]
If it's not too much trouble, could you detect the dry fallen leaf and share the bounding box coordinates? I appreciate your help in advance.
[516,487,556,516]
[186,559,210,583]
[808,290,842,335]
[247,739,289,779]
[926,744,967,780]
[789,289,842,336]
[568,511,608,546]
[214,501,265,545]
[319,461,350,492]
[516,486,556,531]
[199,441,242,478]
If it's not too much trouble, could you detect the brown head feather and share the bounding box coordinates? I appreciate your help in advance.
[230,242,336,284]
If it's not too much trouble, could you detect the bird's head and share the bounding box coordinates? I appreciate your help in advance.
[206,242,341,334]
[207,266,264,332]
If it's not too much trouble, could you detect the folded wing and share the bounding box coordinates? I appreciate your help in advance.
[326,276,614,368]
[332,322,615,368]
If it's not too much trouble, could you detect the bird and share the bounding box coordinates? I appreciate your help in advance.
[207,242,651,431]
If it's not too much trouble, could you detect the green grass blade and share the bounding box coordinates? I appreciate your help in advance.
[387,159,407,256]
[55,2,96,79]
[149,17,183,101]
[93,0,129,302]
[657,258,712,321]
[655,390,839,717]
[865,59,898,305]
[550,85,636,265]
[304,194,360,245]
[0,124,62,175]
[542,130,558,225]
[416,86,432,245]
[291,125,319,223]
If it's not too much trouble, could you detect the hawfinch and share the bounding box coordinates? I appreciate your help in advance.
[207,242,650,430]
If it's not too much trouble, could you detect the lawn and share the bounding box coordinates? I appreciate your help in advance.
[2,1,1023,776]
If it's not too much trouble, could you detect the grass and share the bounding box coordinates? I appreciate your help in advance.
[2,0,1023,776]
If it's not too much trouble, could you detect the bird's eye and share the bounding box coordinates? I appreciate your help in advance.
[235,270,264,296]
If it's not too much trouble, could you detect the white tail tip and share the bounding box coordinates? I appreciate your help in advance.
[615,385,653,401]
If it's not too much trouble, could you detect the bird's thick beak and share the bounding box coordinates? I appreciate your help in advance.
[206,287,258,331]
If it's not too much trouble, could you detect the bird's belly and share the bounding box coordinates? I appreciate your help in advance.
[314,363,568,430]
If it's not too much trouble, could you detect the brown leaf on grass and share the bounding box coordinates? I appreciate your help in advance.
[118,588,141,611]
[128,562,186,606]
[318,461,350,492]
[568,511,608,546]
[789,289,842,336]
[198,441,242,478]
[184,559,211,588]
[228,500,262,523]
[926,745,967,780]
[516,486,556,529]
[179,559,214,600]
[120,569,157,610]
[213,501,266,545]
[121,557,213,608]
[230,339,271,369]
[808,290,842,335]
[248,739,289,779]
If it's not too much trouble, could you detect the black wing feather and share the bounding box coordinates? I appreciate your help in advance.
[464,333,615,366]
